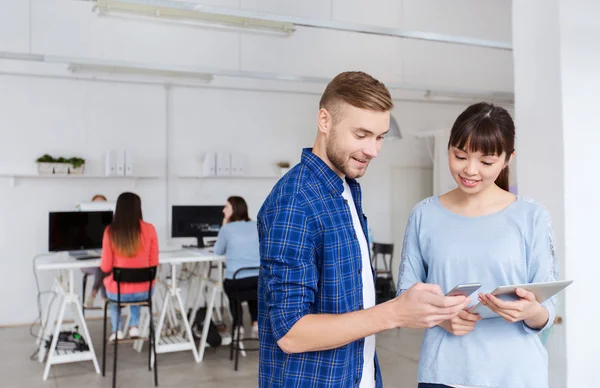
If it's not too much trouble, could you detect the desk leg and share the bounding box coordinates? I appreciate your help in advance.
[37,281,64,363]
[153,264,200,362]
[173,288,200,362]
[198,283,218,362]
[72,297,101,374]
[217,261,231,324]
[36,279,59,348]
[156,271,177,330]
[187,276,206,332]
[154,289,170,350]
[43,299,67,380]
[198,262,224,325]
[181,262,198,311]
[134,309,151,353]
[42,269,100,381]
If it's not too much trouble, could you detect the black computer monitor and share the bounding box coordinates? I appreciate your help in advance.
[49,211,113,252]
[171,205,223,248]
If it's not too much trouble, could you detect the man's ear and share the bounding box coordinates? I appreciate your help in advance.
[317,108,332,135]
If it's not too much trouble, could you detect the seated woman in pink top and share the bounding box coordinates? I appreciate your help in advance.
[100,192,159,341]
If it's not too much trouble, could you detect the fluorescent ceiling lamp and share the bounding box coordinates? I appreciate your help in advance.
[67,61,213,83]
[93,0,295,35]
[93,0,509,50]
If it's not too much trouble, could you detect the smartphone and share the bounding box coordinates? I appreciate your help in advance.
[446,283,482,297]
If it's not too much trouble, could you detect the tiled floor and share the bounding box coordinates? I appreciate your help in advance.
[1,319,424,388]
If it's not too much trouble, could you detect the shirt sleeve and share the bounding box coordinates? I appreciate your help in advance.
[213,224,228,256]
[523,206,559,334]
[259,195,319,342]
[100,227,114,274]
[149,224,159,267]
[397,206,427,294]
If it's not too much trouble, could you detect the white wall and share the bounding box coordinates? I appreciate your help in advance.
[512,2,566,386]
[559,1,600,386]
[0,0,513,325]
[514,0,600,386]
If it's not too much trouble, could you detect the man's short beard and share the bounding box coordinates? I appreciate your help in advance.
[325,129,346,174]
[325,127,366,179]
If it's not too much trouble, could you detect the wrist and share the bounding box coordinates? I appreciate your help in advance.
[378,299,403,330]
[525,304,548,329]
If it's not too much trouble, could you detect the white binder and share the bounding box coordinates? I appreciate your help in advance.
[230,153,245,176]
[125,150,133,176]
[202,152,216,176]
[216,152,231,176]
[116,150,126,176]
[105,150,117,176]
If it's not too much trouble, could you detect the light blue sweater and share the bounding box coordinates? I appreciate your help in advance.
[398,196,558,388]
[213,220,260,280]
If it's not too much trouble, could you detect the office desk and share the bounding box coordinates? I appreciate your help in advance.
[34,248,224,380]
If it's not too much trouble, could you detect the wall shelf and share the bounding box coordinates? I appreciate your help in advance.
[0,174,163,188]
[177,174,280,180]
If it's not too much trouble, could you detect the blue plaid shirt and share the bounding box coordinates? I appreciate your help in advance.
[257,148,382,388]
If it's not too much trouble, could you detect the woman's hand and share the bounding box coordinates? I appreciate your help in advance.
[478,288,549,328]
[439,309,482,336]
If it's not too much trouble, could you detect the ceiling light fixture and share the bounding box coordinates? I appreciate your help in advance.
[93,0,295,35]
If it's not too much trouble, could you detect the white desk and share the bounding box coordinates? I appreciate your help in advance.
[34,248,225,380]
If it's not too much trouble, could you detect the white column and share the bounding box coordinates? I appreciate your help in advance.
[513,1,600,387]
[559,1,600,387]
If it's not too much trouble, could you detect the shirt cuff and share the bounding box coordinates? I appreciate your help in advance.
[270,308,307,342]
[522,300,555,334]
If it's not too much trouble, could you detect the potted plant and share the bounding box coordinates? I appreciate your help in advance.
[36,154,86,175]
[276,161,291,176]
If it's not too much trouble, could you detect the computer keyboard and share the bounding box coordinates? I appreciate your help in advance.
[69,250,101,260]
[74,255,100,260]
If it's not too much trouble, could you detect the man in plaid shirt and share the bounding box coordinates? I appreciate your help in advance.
[257,71,470,387]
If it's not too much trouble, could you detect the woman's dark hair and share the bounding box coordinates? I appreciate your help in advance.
[109,192,143,257]
[227,196,250,223]
[448,102,515,191]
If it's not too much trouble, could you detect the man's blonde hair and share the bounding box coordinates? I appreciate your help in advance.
[319,71,393,123]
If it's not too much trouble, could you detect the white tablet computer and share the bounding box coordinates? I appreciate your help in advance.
[469,280,573,319]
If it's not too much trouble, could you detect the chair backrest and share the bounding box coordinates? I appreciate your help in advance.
[372,243,394,255]
[112,266,157,302]
[231,266,261,301]
[371,243,394,274]
[232,266,261,281]
[113,266,157,283]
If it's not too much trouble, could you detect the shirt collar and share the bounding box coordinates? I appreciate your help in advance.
[300,148,361,195]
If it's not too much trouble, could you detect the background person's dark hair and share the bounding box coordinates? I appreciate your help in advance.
[227,196,250,223]
[110,192,143,257]
[448,102,515,192]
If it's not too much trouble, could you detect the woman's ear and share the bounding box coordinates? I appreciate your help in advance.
[506,150,516,167]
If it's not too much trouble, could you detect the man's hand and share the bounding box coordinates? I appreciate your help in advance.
[478,288,548,328]
[277,283,469,354]
[387,283,471,329]
[439,309,482,336]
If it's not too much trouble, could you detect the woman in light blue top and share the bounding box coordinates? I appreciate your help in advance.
[213,196,260,338]
[398,102,557,388]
